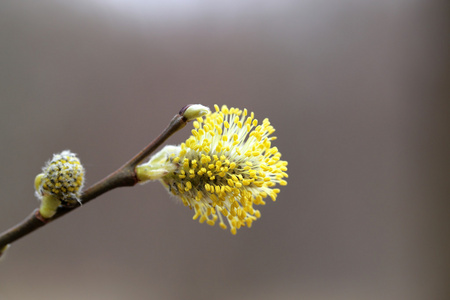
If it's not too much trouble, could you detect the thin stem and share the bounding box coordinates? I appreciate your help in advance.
[0,110,190,249]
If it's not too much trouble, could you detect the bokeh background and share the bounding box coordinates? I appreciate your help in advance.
[0,1,449,299]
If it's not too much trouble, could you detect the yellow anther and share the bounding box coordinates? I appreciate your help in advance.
[193,121,200,129]
[221,105,229,114]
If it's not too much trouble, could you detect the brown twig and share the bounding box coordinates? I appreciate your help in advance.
[0,108,191,249]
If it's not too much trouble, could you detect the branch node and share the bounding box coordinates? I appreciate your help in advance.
[35,208,51,224]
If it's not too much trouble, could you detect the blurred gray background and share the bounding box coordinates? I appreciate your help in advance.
[0,0,449,299]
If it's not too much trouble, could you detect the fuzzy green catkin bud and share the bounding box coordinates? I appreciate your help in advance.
[136,145,180,183]
[181,104,210,121]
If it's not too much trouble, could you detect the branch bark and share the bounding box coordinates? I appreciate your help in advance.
[0,110,190,249]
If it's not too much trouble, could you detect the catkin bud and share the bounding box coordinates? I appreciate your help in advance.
[35,150,85,218]
[180,104,210,121]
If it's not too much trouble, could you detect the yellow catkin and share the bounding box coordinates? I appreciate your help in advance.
[155,105,288,234]
[35,150,85,207]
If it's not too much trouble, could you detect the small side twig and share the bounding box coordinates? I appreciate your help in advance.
[0,108,191,249]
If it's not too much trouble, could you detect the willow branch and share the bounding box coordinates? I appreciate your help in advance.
[0,108,192,249]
